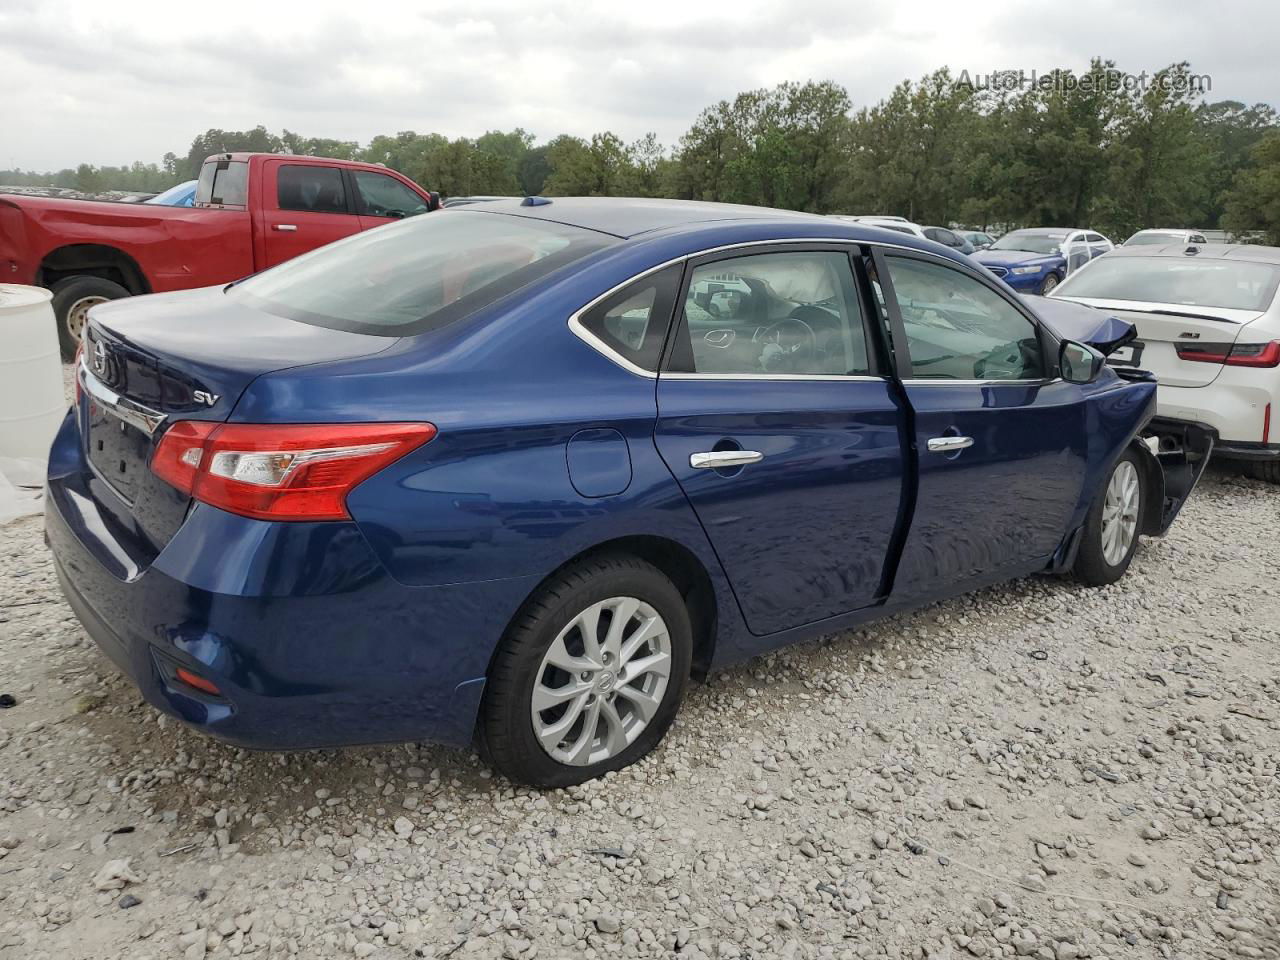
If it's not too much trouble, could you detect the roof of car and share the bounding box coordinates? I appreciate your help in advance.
[1101,243,1280,262]
[1006,227,1088,236]
[461,196,829,239]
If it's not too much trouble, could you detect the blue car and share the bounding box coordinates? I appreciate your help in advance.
[143,180,197,207]
[47,200,1210,785]
[973,227,1114,295]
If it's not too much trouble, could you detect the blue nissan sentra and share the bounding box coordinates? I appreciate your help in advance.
[47,199,1211,786]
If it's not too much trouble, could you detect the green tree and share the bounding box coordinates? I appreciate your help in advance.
[1222,131,1280,244]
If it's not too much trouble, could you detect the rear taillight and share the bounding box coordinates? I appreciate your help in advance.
[1176,341,1280,367]
[152,422,435,521]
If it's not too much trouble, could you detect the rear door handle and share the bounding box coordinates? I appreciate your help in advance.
[927,436,974,453]
[690,450,764,469]
[272,224,297,232]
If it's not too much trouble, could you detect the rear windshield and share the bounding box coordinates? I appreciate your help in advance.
[1059,257,1280,311]
[196,160,248,207]
[1125,232,1182,246]
[231,210,617,336]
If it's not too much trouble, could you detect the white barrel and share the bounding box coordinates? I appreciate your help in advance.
[0,284,66,461]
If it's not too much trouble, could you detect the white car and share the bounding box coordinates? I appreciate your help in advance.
[1124,228,1209,247]
[1052,245,1280,481]
[828,215,928,239]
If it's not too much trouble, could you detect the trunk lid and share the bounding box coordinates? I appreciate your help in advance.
[1048,295,1264,387]
[80,286,394,552]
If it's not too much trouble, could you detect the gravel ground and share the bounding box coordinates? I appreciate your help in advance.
[1,464,1278,960]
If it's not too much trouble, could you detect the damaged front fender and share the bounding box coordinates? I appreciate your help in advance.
[1135,418,1217,536]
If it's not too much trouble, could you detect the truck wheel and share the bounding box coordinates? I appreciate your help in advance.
[479,554,692,787]
[1074,450,1143,586]
[1241,460,1280,483]
[50,277,130,360]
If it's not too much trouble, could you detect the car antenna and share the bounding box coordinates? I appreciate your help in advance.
[521,196,552,207]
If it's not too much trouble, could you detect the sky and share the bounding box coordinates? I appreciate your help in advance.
[1,0,1276,172]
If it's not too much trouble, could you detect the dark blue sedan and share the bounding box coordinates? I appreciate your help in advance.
[47,200,1210,785]
[973,227,1114,295]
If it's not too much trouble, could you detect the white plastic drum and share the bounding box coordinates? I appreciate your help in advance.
[0,284,65,460]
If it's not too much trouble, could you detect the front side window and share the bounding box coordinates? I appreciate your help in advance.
[668,251,870,376]
[232,210,617,336]
[277,165,348,214]
[884,256,1043,381]
[353,171,429,219]
[577,265,682,372]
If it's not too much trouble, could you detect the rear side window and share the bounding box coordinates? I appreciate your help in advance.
[196,159,248,207]
[232,210,617,336]
[277,165,348,214]
[577,265,682,372]
[353,171,429,219]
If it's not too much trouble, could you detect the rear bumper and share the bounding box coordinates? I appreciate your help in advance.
[1155,378,1275,455]
[45,412,535,751]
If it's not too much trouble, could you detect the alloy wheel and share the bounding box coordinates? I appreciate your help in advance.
[1101,460,1140,566]
[530,596,672,766]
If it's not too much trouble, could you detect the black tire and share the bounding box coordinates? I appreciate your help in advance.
[479,554,692,787]
[1074,449,1144,586]
[1240,460,1280,483]
[1038,273,1061,296]
[50,276,130,360]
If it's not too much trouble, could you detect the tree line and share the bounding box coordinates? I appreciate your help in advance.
[6,59,1280,244]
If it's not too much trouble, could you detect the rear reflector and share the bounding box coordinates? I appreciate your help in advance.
[152,422,436,521]
[175,667,222,696]
[1176,341,1280,367]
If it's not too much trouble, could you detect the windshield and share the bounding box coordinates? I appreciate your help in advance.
[1125,232,1182,246]
[231,210,616,336]
[989,231,1066,255]
[1058,257,1280,311]
[145,181,196,206]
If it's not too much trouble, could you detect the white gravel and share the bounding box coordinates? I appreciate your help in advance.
[1,464,1278,960]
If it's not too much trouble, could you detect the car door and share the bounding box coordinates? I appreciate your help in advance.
[1086,232,1112,259]
[1058,231,1089,275]
[350,169,431,231]
[260,160,363,269]
[654,246,908,637]
[870,249,1089,600]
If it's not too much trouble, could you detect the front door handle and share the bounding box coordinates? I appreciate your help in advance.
[690,450,764,469]
[926,435,974,453]
[272,224,298,232]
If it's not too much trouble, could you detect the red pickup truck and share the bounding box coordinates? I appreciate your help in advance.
[0,153,439,357]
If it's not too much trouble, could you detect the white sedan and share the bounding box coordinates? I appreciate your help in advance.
[1052,244,1280,481]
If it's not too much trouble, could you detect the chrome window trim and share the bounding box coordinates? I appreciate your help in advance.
[664,372,887,383]
[900,377,1062,387]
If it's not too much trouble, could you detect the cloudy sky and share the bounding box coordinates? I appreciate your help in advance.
[1,0,1275,171]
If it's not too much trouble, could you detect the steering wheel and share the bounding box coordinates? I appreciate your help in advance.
[757,317,818,373]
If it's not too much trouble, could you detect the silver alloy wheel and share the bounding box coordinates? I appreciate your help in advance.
[65,295,108,343]
[530,596,672,766]
[1041,274,1059,294]
[1101,460,1140,566]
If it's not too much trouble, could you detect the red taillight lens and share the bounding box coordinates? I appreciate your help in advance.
[1225,341,1280,367]
[175,667,222,696]
[1176,341,1280,367]
[152,422,436,521]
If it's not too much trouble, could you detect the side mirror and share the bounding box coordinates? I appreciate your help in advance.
[1059,339,1106,384]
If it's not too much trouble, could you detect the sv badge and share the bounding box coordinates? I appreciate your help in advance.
[193,390,220,406]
